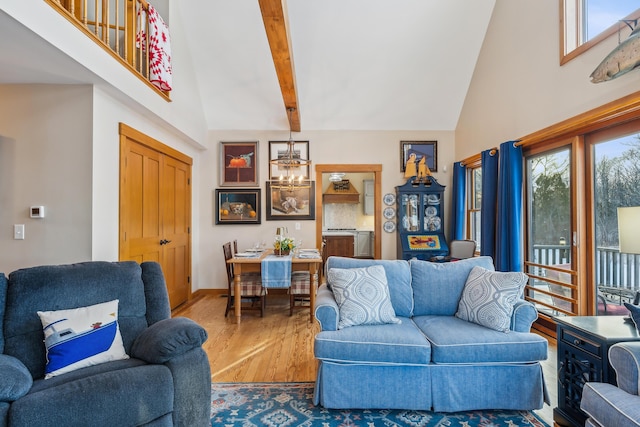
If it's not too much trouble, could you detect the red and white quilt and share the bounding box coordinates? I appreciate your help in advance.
[136,4,172,92]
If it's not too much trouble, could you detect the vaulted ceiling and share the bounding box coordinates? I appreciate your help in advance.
[176,0,496,131]
[0,1,496,133]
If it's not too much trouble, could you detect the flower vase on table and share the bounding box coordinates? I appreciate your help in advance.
[274,237,295,256]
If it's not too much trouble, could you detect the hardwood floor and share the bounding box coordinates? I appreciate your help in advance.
[173,292,558,426]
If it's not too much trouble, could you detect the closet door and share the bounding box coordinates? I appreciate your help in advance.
[119,124,192,309]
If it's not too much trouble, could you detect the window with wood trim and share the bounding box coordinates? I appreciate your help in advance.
[561,0,640,64]
[523,117,640,324]
[466,161,482,253]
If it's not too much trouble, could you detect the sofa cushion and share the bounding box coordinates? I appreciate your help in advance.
[9,364,173,427]
[326,257,413,317]
[413,315,547,364]
[455,266,528,332]
[581,382,640,427]
[0,354,32,401]
[328,265,401,329]
[37,299,129,378]
[314,317,431,365]
[410,256,495,316]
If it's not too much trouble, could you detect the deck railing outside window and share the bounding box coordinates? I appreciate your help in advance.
[527,244,640,316]
[45,0,168,98]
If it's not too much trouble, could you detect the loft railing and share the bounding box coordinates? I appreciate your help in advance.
[45,0,169,99]
[526,244,640,316]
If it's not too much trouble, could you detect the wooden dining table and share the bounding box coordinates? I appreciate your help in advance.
[227,249,322,324]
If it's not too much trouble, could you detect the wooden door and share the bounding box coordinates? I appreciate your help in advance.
[119,124,192,309]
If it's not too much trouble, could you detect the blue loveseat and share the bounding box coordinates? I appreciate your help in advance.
[0,261,211,427]
[313,256,548,411]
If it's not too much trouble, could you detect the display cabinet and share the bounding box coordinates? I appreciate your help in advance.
[395,176,448,260]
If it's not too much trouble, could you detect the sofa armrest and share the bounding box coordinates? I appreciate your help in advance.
[510,300,538,332]
[130,317,208,364]
[581,382,640,426]
[609,342,640,395]
[314,284,339,331]
[0,354,32,402]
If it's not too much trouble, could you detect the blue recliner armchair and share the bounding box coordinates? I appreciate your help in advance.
[0,261,211,427]
[581,341,640,427]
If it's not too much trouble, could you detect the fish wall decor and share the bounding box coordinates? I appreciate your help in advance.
[591,25,640,83]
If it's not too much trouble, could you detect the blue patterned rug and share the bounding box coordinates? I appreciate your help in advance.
[210,382,550,427]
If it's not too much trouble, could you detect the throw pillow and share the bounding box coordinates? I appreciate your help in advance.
[455,266,528,332]
[624,303,639,330]
[327,265,401,329]
[37,299,129,379]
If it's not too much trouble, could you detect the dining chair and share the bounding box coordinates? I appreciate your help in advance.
[223,242,265,317]
[289,241,326,315]
[449,239,477,259]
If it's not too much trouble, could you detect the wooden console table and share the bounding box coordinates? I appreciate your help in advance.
[553,315,640,427]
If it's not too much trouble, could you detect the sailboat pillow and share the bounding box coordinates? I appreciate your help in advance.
[37,299,129,379]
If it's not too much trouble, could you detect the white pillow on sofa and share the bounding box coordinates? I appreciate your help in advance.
[328,265,401,329]
[37,299,129,378]
[455,266,528,332]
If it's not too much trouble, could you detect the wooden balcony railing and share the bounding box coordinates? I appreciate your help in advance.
[45,0,169,99]
[526,244,640,317]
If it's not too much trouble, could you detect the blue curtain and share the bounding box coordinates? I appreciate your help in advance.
[450,161,466,240]
[495,141,523,272]
[480,149,499,259]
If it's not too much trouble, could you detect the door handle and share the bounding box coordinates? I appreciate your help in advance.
[160,239,172,245]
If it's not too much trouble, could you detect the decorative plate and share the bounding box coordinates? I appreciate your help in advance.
[383,221,396,233]
[425,206,437,217]
[383,193,396,206]
[383,207,396,219]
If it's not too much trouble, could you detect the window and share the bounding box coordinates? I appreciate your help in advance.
[588,127,640,315]
[467,166,482,252]
[561,0,640,64]
[525,147,574,317]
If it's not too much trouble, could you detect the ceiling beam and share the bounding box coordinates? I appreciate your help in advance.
[258,0,300,131]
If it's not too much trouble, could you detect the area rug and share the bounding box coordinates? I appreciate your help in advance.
[210,382,550,427]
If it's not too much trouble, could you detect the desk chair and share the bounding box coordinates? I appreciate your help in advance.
[223,242,265,317]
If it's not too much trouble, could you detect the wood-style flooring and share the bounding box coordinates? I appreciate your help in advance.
[173,292,558,426]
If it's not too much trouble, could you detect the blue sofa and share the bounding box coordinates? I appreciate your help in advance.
[581,342,640,426]
[0,261,211,427]
[313,256,548,411]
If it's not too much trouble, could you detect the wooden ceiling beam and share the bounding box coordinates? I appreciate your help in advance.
[258,0,301,131]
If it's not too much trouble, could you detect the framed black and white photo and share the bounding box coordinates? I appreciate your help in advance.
[268,141,310,180]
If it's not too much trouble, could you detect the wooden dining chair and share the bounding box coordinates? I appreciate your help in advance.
[223,242,265,317]
[289,241,326,316]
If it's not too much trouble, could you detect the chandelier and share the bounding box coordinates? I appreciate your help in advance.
[269,107,312,191]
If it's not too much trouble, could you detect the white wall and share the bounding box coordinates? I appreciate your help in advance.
[198,130,455,290]
[456,0,640,158]
[0,85,93,273]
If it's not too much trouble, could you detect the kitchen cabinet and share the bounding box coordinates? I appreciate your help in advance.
[355,231,373,258]
[363,179,374,216]
[395,176,448,260]
[324,234,355,258]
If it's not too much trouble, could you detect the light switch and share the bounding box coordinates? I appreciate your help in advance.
[14,224,25,240]
[295,222,301,230]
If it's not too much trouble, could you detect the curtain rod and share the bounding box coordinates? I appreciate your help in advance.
[459,147,497,166]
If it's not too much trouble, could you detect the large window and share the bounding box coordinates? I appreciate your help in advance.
[467,166,482,252]
[561,0,639,64]
[589,129,640,314]
[525,147,574,317]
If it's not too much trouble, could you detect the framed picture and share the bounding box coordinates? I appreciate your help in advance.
[215,189,261,224]
[220,141,259,186]
[400,141,437,173]
[269,141,310,180]
[266,181,315,220]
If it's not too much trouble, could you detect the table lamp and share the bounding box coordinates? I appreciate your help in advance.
[618,207,640,321]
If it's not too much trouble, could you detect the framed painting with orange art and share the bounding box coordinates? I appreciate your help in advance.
[220,141,259,186]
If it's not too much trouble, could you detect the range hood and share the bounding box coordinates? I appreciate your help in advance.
[323,180,360,204]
